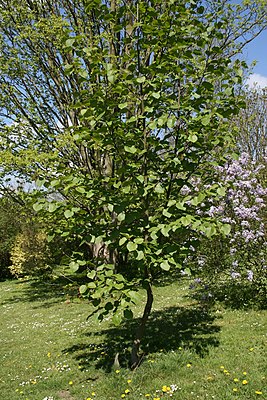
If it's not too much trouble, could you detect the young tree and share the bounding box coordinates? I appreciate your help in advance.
[0,0,266,367]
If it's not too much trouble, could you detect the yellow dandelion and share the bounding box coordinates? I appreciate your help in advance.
[162,385,170,392]
[223,369,228,374]
[249,347,254,351]
[242,380,248,385]
[125,389,130,394]
[243,371,247,375]
[69,381,73,385]
[47,352,51,358]
[220,366,225,369]
[255,391,263,395]
[86,398,92,400]
[233,388,238,392]
[121,395,126,399]
[153,398,160,400]
[186,363,192,368]
[91,393,96,396]
[127,379,132,384]
[145,394,150,397]
[233,378,239,382]
[115,369,120,374]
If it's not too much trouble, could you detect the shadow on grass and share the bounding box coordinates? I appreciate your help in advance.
[0,275,85,308]
[63,304,220,372]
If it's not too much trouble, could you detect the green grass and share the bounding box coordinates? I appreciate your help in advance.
[0,277,266,400]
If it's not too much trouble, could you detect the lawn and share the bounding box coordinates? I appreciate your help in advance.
[0,277,266,400]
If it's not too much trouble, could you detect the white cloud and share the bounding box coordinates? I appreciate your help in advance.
[246,73,267,89]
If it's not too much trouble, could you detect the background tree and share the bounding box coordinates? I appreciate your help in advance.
[0,0,267,367]
[234,87,267,162]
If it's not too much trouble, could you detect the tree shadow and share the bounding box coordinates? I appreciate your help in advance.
[0,275,85,308]
[63,304,221,372]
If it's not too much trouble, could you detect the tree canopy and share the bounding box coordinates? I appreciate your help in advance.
[0,0,266,367]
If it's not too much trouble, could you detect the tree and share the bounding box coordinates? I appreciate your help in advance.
[234,87,267,162]
[0,0,266,368]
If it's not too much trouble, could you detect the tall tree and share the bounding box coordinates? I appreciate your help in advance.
[0,0,266,367]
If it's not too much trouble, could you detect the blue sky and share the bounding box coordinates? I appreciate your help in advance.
[244,28,267,88]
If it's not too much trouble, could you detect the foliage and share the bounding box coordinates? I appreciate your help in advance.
[0,195,23,280]
[0,0,267,366]
[187,153,267,308]
[10,226,52,278]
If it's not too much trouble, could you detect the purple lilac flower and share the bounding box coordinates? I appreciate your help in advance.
[247,270,253,282]
[231,271,241,279]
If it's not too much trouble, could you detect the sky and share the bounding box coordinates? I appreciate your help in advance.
[244,28,267,88]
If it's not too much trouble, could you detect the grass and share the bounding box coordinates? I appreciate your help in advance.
[0,276,266,400]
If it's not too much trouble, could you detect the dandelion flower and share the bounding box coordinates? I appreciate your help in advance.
[233,378,239,382]
[255,391,263,395]
[242,380,248,385]
[127,379,132,384]
[121,395,126,399]
[68,381,73,385]
[243,371,247,375]
[125,389,130,394]
[162,385,170,392]
[145,394,151,397]
[233,388,238,392]
[186,363,192,368]
[115,370,120,374]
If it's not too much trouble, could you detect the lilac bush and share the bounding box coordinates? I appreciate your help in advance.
[188,153,267,308]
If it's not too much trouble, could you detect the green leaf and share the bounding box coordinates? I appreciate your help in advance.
[161,226,170,237]
[180,215,192,226]
[48,203,57,213]
[117,212,125,222]
[87,282,97,289]
[220,223,231,236]
[87,270,96,279]
[134,237,144,244]
[163,209,172,218]
[79,285,88,294]
[33,202,43,212]
[160,260,170,271]
[217,187,226,196]
[188,133,198,143]
[155,184,164,194]
[201,114,211,126]
[136,76,146,83]
[76,186,86,194]
[119,237,127,246]
[152,92,160,99]
[64,209,74,219]
[127,242,138,252]
[112,312,122,326]
[136,250,144,260]
[167,117,176,129]
[118,102,128,109]
[124,145,137,154]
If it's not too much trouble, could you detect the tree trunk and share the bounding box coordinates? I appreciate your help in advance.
[131,279,153,369]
